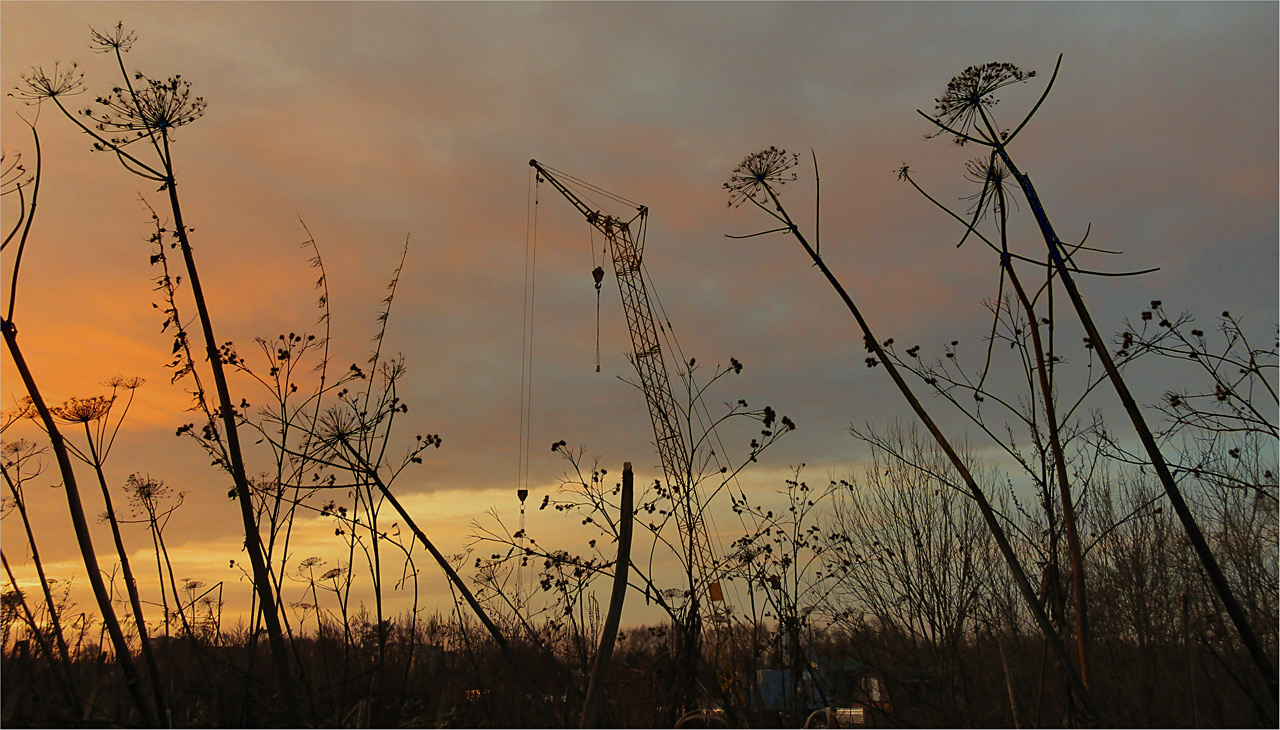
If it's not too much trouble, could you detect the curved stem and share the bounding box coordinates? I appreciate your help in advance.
[338,441,559,727]
[753,179,1102,722]
[5,122,42,323]
[988,124,1279,706]
[1,319,159,727]
[83,423,170,724]
[1,470,81,711]
[1004,250,1092,690]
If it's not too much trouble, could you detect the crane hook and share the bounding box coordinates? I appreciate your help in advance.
[592,266,605,373]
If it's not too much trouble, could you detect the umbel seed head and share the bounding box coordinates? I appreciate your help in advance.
[933,62,1036,145]
[725,146,799,208]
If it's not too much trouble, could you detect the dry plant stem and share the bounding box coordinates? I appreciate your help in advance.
[2,467,81,709]
[1,129,78,703]
[157,528,206,662]
[580,462,635,729]
[1181,592,1199,725]
[4,123,40,324]
[163,178,300,723]
[82,426,170,723]
[759,184,1101,722]
[143,512,171,638]
[996,636,1023,728]
[1,549,79,711]
[28,43,297,719]
[345,448,558,728]
[0,322,159,727]
[1002,253,1092,688]
[148,506,194,639]
[990,139,1280,703]
[1,552,51,655]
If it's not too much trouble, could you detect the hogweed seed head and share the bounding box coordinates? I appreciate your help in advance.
[964,156,1011,188]
[89,22,138,54]
[124,473,174,514]
[725,146,799,208]
[80,74,207,147]
[962,156,1017,219]
[52,395,113,424]
[104,375,145,391]
[932,62,1035,145]
[1,399,36,428]
[13,62,85,103]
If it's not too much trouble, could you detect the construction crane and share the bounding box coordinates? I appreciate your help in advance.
[528,159,728,654]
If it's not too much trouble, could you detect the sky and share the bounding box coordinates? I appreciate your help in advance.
[2,1,1277,630]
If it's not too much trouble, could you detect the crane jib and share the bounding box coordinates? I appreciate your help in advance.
[529,160,722,605]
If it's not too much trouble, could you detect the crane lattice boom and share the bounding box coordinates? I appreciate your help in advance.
[528,159,723,613]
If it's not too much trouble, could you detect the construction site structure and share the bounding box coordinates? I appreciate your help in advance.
[528,159,729,670]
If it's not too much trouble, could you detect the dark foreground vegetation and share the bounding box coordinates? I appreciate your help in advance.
[1,583,1275,728]
[3,24,1276,728]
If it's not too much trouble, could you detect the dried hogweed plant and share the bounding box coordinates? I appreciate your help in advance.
[725,145,800,209]
[47,378,173,717]
[0,107,159,728]
[913,56,1278,707]
[930,62,1036,145]
[14,23,300,721]
[0,422,82,711]
[724,143,1102,720]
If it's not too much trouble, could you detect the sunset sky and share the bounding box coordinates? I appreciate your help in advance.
[2,1,1276,628]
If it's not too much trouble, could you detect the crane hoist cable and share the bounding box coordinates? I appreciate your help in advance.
[535,161,642,211]
[593,263,605,373]
[590,226,605,373]
[518,167,539,552]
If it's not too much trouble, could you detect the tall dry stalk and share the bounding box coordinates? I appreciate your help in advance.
[724,145,1100,721]
[896,150,1107,694]
[51,384,170,722]
[0,432,81,711]
[579,461,634,729]
[0,122,160,726]
[919,56,1277,704]
[15,26,299,721]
